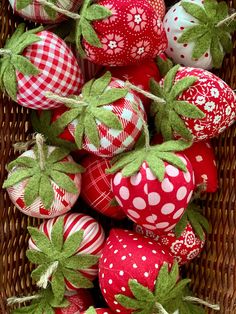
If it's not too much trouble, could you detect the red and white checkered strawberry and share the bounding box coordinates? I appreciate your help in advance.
[99,229,205,313]
[108,139,195,235]
[80,155,126,220]
[164,0,236,70]
[9,0,82,24]
[27,213,105,302]
[3,134,82,219]
[45,71,146,157]
[149,64,236,142]
[0,24,83,110]
[81,307,114,314]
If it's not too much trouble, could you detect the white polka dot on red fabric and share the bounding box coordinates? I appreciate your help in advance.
[161,203,175,214]
[187,190,193,203]
[103,289,107,294]
[114,249,118,254]
[166,165,179,177]
[184,171,191,183]
[156,222,169,229]
[133,197,146,210]
[144,183,148,194]
[121,287,126,291]
[144,272,149,277]
[146,168,156,180]
[127,209,140,219]
[121,256,126,260]
[114,172,122,186]
[133,263,138,268]
[152,250,157,254]
[119,186,130,200]
[173,207,185,219]
[176,186,187,200]
[142,224,156,230]
[119,270,124,276]
[195,155,203,162]
[164,224,176,232]
[155,264,159,269]
[142,256,147,261]
[179,156,187,165]
[137,245,142,248]
[148,192,160,205]
[146,214,157,223]
[161,178,174,192]
[130,172,142,186]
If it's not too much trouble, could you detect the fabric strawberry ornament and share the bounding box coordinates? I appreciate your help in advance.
[27,213,105,303]
[9,0,82,24]
[82,307,114,314]
[44,72,145,157]
[164,0,236,69]
[146,0,165,19]
[99,228,212,313]
[3,134,82,219]
[80,155,126,220]
[0,24,83,109]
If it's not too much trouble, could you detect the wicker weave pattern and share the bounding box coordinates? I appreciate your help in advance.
[0,0,236,313]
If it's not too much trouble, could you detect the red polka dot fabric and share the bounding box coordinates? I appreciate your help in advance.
[111,156,194,236]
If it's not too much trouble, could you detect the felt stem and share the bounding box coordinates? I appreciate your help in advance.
[154,302,169,314]
[36,134,46,171]
[216,12,236,27]
[36,0,81,19]
[183,296,220,310]
[125,81,166,104]
[0,48,12,56]
[7,295,41,305]
[13,135,37,153]
[45,91,86,107]
[37,261,59,289]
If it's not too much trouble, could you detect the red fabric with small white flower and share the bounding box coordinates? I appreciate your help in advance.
[99,229,173,314]
[9,0,82,24]
[146,0,165,19]
[80,155,126,220]
[16,31,83,110]
[111,155,194,235]
[29,213,106,291]
[83,0,167,66]
[134,223,205,265]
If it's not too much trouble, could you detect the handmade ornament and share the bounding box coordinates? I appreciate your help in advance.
[80,155,126,219]
[156,53,174,77]
[99,228,213,313]
[164,0,236,69]
[27,213,105,302]
[45,72,145,157]
[146,0,165,19]
[148,64,236,141]
[82,307,113,314]
[106,59,161,111]
[3,134,82,219]
[0,24,83,109]
[9,0,82,24]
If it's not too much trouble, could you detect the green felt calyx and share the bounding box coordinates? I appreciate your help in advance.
[156,55,174,77]
[3,135,83,209]
[150,64,205,141]
[45,71,128,149]
[178,0,236,68]
[107,139,192,181]
[175,202,210,241]
[75,0,112,56]
[11,287,70,314]
[26,218,99,303]
[85,307,97,314]
[115,261,205,314]
[0,23,43,101]
[16,0,56,19]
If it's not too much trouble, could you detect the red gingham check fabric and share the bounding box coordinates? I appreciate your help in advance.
[10,0,81,24]
[16,31,84,110]
[68,79,146,157]
[80,155,126,219]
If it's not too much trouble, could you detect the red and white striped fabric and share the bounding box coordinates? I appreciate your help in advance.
[29,213,106,290]
[80,155,126,219]
[7,148,81,219]
[68,79,146,157]
[16,31,84,110]
[9,0,82,24]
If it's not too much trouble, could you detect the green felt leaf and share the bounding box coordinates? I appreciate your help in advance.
[52,162,84,174]
[44,2,57,20]
[188,210,207,241]
[51,217,64,252]
[174,101,205,119]
[53,109,81,130]
[153,111,162,134]
[75,118,85,149]
[16,0,32,10]
[3,63,17,101]
[157,152,187,172]
[163,65,180,94]
[51,269,65,303]
[160,116,173,141]
[62,230,84,257]
[90,71,111,95]
[96,88,128,106]
[75,22,86,58]
[181,2,208,22]
[165,278,191,302]
[0,59,9,90]
[63,268,94,288]
[31,263,51,282]
[169,111,193,141]
[129,279,154,302]
[215,2,229,23]
[211,36,224,68]
[110,198,119,207]
[107,152,135,174]
[7,156,36,171]
[27,227,52,255]
[80,18,102,48]
[150,78,164,98]
[50,170,78,194]
[82,78,94,97]
[218,31,233,53]
[91,107,123,130]
[85,4,112,20]
[47,147,70,164]
[39,175,54,209]
[204,0,218,19]
[121,156,144,177]
[174,211,188,238]
[178,25,207,43]
[3,169,33,188]
[26,250,50,264]
[115,294,143,310]
[14,34,42,55]
[12,304,38,314]
[24,173,41,206]
[192,32,212,59]
[156,139,192,152]
[85,307,97,314]
[156,56,174,78]
[170,76,198,100]
[146,155,165,182]
[84,113,100,148]
[11,55,40,76]
[4,23,25,47]
[65,254,99,269]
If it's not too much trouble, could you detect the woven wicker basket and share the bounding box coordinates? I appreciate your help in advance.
[0,0,236,313]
